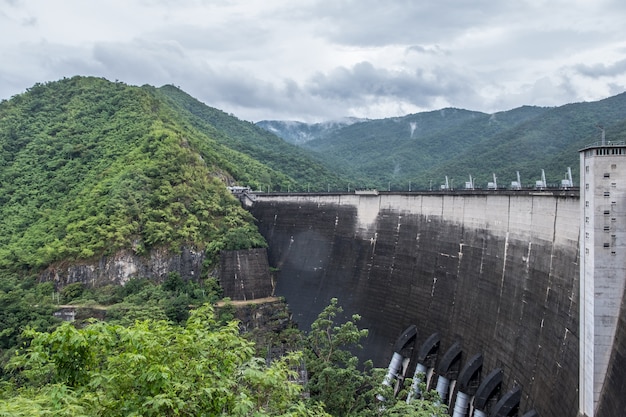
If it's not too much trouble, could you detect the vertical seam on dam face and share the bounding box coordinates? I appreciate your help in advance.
[248,192,582,417]
[496,231,509,325]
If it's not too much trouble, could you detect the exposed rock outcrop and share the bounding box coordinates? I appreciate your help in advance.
[40,247,275,300]
[41,246,205,287]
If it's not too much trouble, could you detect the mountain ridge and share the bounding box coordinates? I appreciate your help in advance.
[3,76,626,277]
[257,94,626,188]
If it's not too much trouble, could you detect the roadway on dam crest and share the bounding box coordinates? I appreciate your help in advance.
[247,191,580,417]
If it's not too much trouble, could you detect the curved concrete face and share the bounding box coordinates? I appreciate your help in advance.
[474,368,503,412]
[393,325,418,352]
[437,341,462,378]
[491,386,521,417]
[457,353,483,394]
[417,332,440,365]
[248,193,580,417]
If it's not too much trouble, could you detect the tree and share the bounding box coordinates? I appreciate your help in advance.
[2,303,331,416]
[0,277,59,377]
[60,282,84,303]
[304,298,371,416]
[303,298,448,417]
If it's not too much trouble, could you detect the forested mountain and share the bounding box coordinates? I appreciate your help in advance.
[3,77,625,276]
[0,76,344,274]
[258,94,626,189]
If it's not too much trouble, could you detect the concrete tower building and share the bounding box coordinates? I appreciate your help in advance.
[579,138,626,417]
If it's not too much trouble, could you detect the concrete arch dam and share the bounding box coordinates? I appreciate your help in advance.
[247,191,589,417]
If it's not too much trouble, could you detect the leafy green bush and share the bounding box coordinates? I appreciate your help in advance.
[163,294,190,324]
[59,283,84,304]
[2,304,330,416]
[303,298,448,417]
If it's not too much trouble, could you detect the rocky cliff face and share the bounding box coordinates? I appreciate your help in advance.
[40,246,275,302]
[41,246,205,287]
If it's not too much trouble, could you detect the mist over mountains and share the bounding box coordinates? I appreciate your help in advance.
[256,118,365,145]
[257,94,626,190]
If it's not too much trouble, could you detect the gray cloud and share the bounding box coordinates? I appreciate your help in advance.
[574,59,626,78]
[307,61,474,107]
[306,0,514,46]
[1,0,626,122]
[146,23,272,55]
[406,45,447,55]
[92,40,186,80]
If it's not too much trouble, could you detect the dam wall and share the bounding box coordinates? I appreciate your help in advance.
[219,248,273,301]
[247,191,580,417]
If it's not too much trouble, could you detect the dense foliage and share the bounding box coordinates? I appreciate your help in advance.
[0,275,59,369]
[304,298,371,415]
[0,291,447,416]
[156,85,357,192]
[0,272,222,374]
[0,76,274,273]
[301,299,448,417]
[259,93,626,189]
[1,304,330,417]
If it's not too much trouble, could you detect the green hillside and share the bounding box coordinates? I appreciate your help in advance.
[154,85,359,190]
[304,108,509,186]
[0,76,344,274]
[419,94,626,188]
[301,106,555,189]
[260,93,626,189]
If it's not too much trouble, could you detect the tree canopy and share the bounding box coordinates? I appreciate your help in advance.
[303,298,448,417]
[1,303,330,417]
[0,295,448,417]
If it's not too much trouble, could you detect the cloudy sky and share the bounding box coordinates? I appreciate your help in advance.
[2,0,626,122]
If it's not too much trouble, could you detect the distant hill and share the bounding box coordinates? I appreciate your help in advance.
[0,76,347,274]
[258,95,626,189]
